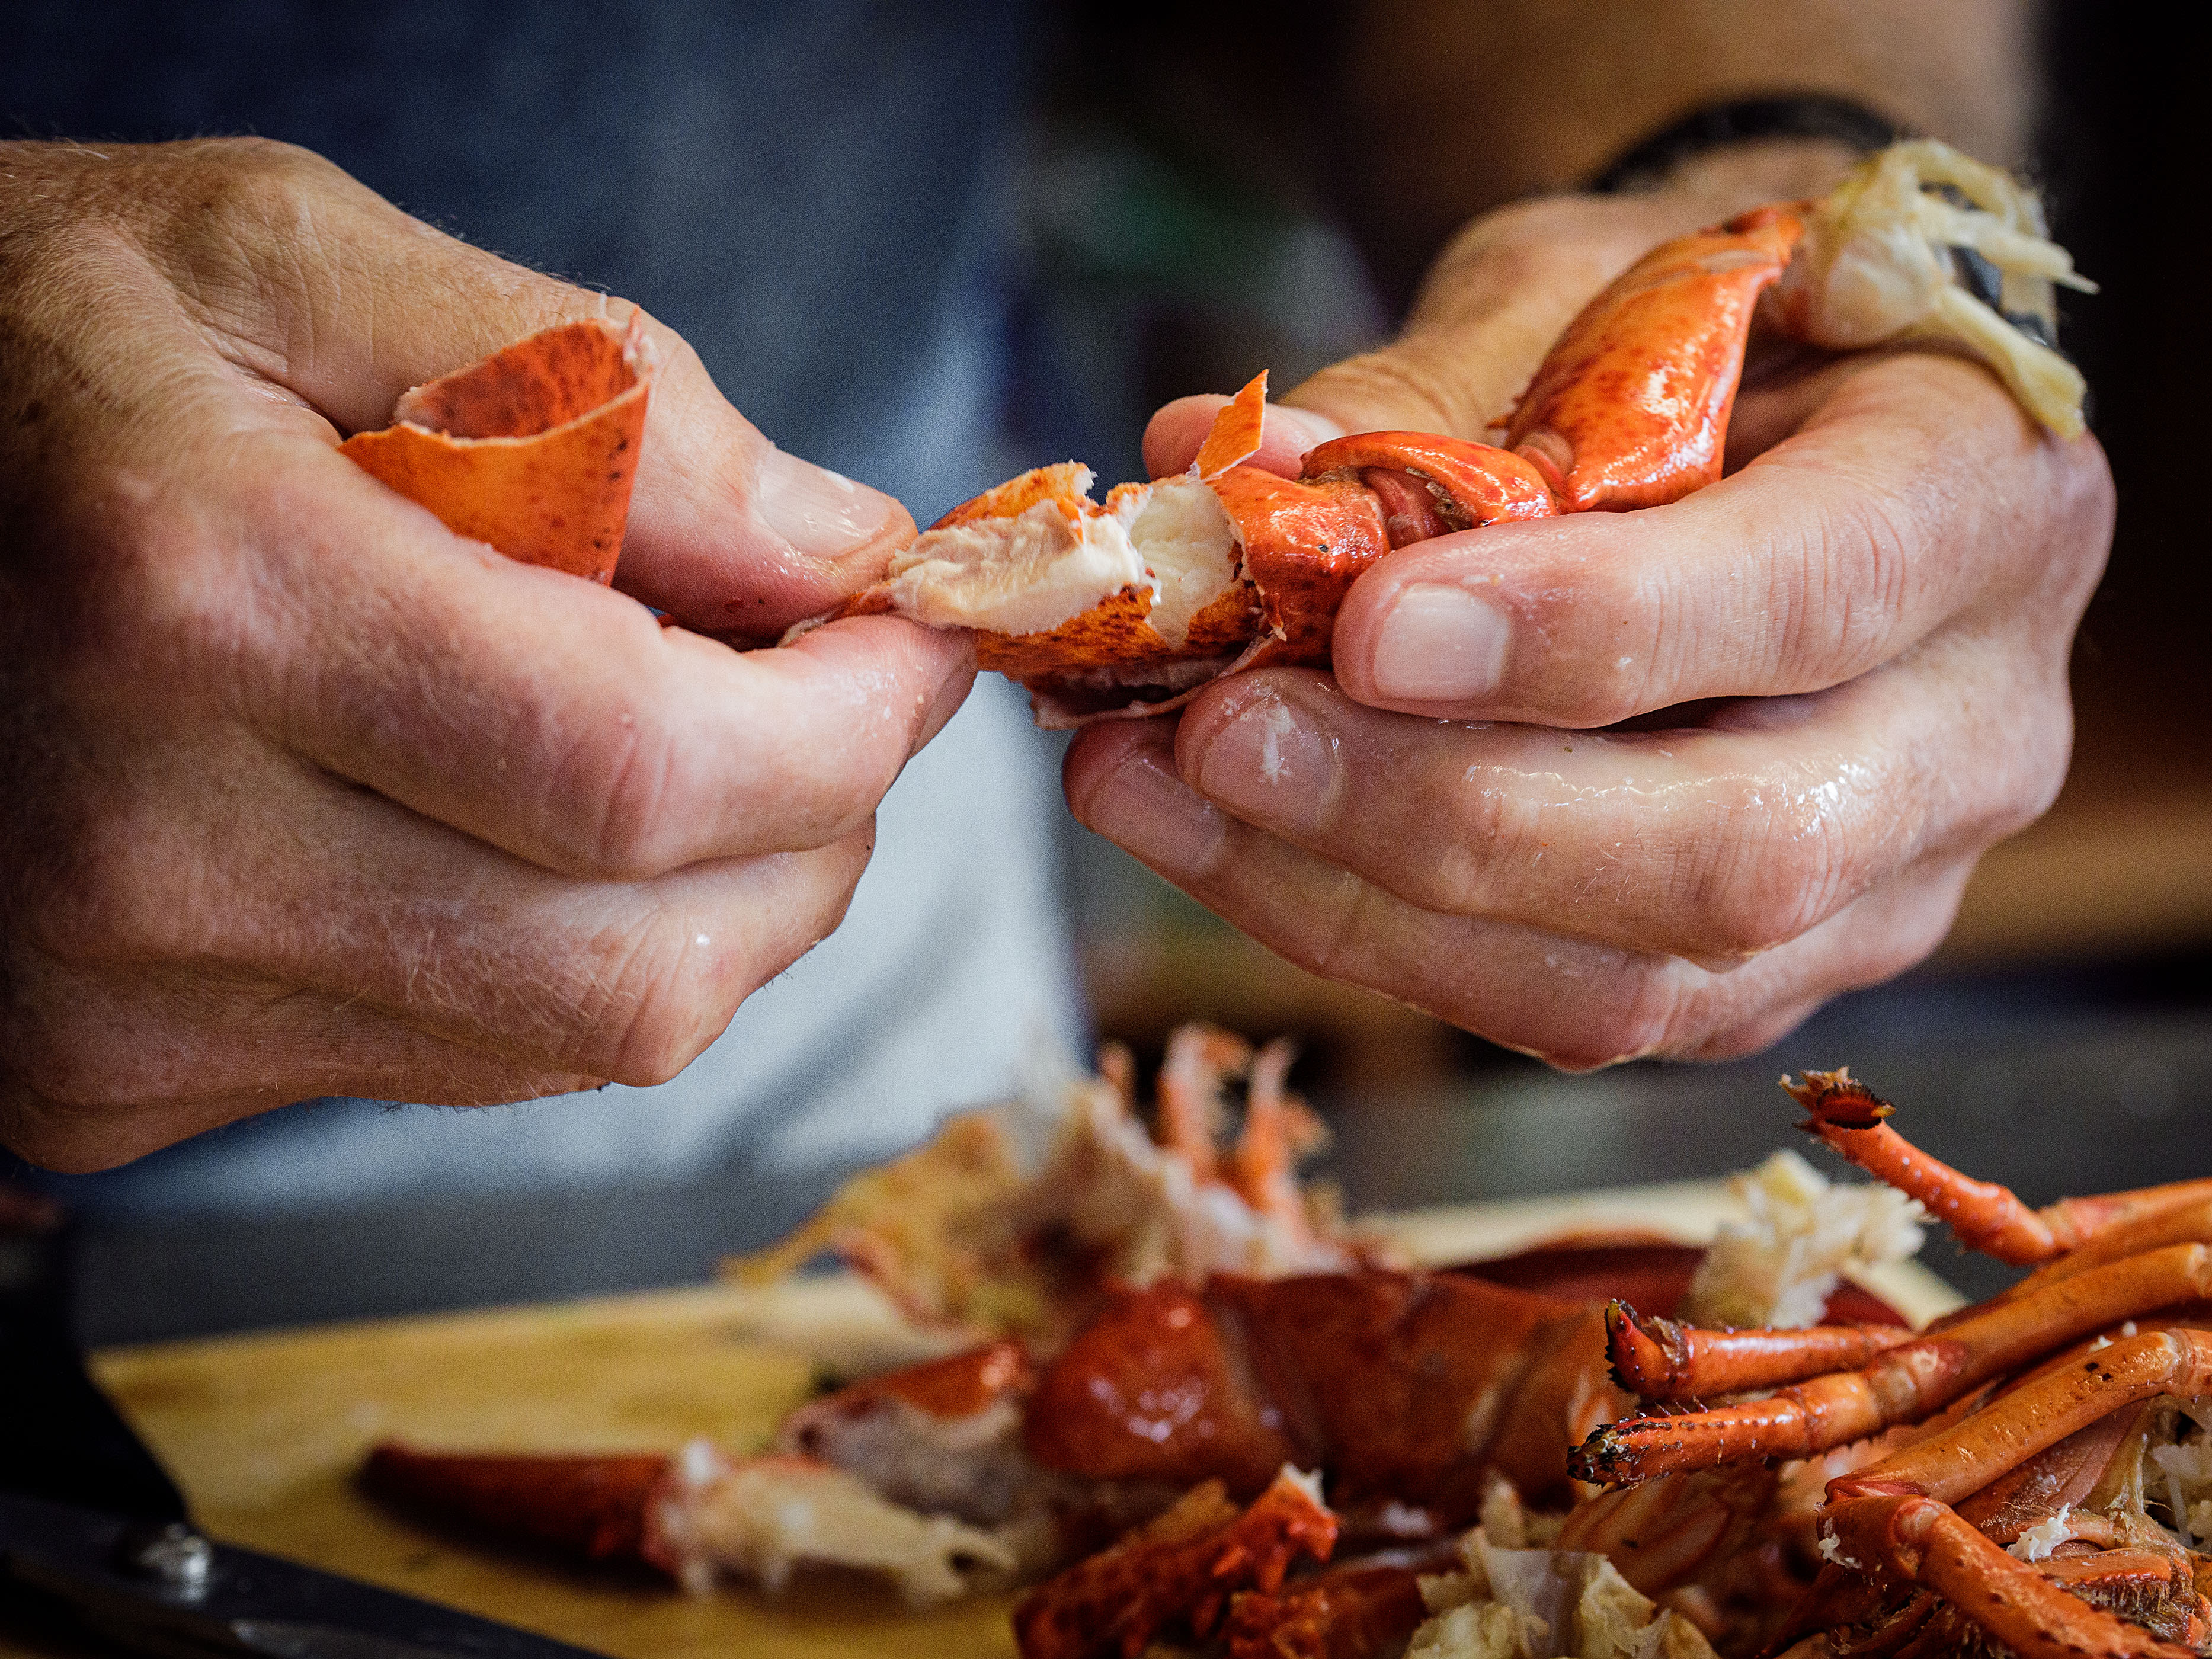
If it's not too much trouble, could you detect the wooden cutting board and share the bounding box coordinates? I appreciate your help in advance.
[20,1183,1964,1659]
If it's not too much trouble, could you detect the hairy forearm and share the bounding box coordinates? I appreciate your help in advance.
[1337,0,2037,290]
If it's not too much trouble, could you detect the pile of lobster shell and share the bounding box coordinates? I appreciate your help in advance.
[369,1067,2212,1659]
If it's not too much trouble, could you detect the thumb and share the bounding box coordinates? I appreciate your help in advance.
[190,141,911,635]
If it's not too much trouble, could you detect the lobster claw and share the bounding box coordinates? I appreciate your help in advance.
[1505,207,1801,511]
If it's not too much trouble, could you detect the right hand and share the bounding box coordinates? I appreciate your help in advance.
[0,139,973,1171]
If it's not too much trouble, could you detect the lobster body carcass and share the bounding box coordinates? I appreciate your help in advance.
[356,1032,1939,1657]
[1019,1269,1622,1523]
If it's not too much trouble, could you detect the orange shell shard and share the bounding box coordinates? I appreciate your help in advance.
[1192,370,1269,481]
[338,316,653,582]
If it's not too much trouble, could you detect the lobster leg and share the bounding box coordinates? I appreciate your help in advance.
[1811,1334,2212,1658]
[363,1441,1015,1604]
[1788,1069,2212,1267]
[1572,1246,2212,1482]
[1824,1495,2198,1659]
[1604,1301,1915,1400]
[1828,1329,2212,1508]
[364,1443,669,1561]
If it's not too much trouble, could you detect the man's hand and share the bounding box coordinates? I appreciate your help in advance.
[1065,149,2113,1068]
[0,139,972,1168]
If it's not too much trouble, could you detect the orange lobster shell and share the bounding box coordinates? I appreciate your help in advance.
[338,315,652,582]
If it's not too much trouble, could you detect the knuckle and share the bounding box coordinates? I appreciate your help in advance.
[1682,792,1853,958]
[2034,440,2117,610]
[52,493,238,704]
[148,138,344,266]
[1776,497,1913,693]
[569,918,719,1087]
[2,973,135,1119]
[176,136,344,220]
[554,716,687,878]
[1507,541,1672,725]
[1424,770,1541,914]
[20,803,186,967]
[1578,973,1688,1066]
[1300,350,1468,439]
[1512,962,1686,1072]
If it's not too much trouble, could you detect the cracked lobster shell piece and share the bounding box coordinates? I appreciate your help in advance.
[339,316,653,582]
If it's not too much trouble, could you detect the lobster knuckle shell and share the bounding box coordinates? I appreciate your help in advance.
[1011,1468,1337,1659]
[339,317,652,582]
[1208,466,1390,669]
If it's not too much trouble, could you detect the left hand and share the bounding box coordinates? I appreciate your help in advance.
[1063,171,2114,1068]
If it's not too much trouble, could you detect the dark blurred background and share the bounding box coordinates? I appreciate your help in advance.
[5,3,2207,1344]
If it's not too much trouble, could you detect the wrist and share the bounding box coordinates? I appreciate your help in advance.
[1588,94,1904,194]
[1624,134,1868,220]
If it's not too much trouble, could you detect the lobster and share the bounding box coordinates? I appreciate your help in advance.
[342,143,2089,732]
[1570,1071,2212,1659]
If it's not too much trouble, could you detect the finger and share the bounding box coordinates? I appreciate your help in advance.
[152,140,911,632]
[204,428,972,876]
[1331,353,2114,723]
[1142,397,1344,482]
[21,719,877,1088]
[1,967,600,1173]
[1064,721,1976,1069]
[1164,623,2064,959]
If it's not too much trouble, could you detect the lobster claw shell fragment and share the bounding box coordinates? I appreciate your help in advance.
[825,371,1559,727]
[338,316,654,582]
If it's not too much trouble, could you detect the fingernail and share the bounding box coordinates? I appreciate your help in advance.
[757,447,904,558]
[1194,690,1337,835]
[1370,581,1512,704]
[911,645,977,756]
[1270,404,1346,452]
[1078,748,1230,884]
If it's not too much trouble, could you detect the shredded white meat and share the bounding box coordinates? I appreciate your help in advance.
[1001,1058,1350,1288]
[650,1442,1016,1607]
[1403,1527,1718,1659]
[1680,1149,1925,1330]
[871,474,1238,645]
[1779,139,2095,437]
[2008,1505,2073,1563]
